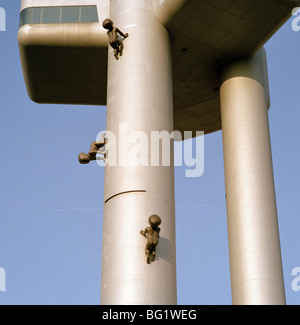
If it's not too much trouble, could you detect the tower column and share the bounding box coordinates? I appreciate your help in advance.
[220,48,285,305]
[100,0,177,305]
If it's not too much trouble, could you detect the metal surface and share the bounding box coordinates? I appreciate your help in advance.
[100,0,177,305]
[220,48,285,305]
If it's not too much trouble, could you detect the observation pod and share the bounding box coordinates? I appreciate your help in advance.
[18,0,300,305]
[18,0,109,105]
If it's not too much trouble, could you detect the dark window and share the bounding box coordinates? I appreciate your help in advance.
[62,6,80,23]
[81,6,99,23]
[20,7,31,26]
[32,7,41,24]
[19,5,99,26]
[41,7,60,24]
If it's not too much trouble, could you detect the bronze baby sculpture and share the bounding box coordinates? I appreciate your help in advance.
[102,18,129,60]
[140,215,161,264]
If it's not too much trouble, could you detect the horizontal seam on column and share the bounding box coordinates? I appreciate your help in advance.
[104,190,146,204]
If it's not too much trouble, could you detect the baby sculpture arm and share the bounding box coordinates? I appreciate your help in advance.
[116,27,128,39]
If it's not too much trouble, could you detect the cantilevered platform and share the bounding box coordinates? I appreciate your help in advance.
[18,0,299,134]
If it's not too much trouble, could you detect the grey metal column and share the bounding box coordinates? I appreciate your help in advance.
[100,0,177,305]
[220,48,285,305]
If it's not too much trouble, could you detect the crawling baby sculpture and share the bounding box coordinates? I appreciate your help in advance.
[102,18,129,60]
[140,215,161,264]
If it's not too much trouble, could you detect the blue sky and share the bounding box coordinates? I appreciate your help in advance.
[0,1,299,305]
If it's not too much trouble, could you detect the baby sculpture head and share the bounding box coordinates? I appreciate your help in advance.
[148,215,161,228]
[102,18,114,31]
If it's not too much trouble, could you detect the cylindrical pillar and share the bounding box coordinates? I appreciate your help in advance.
[100,0,177,305]
[220,48,285,305]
